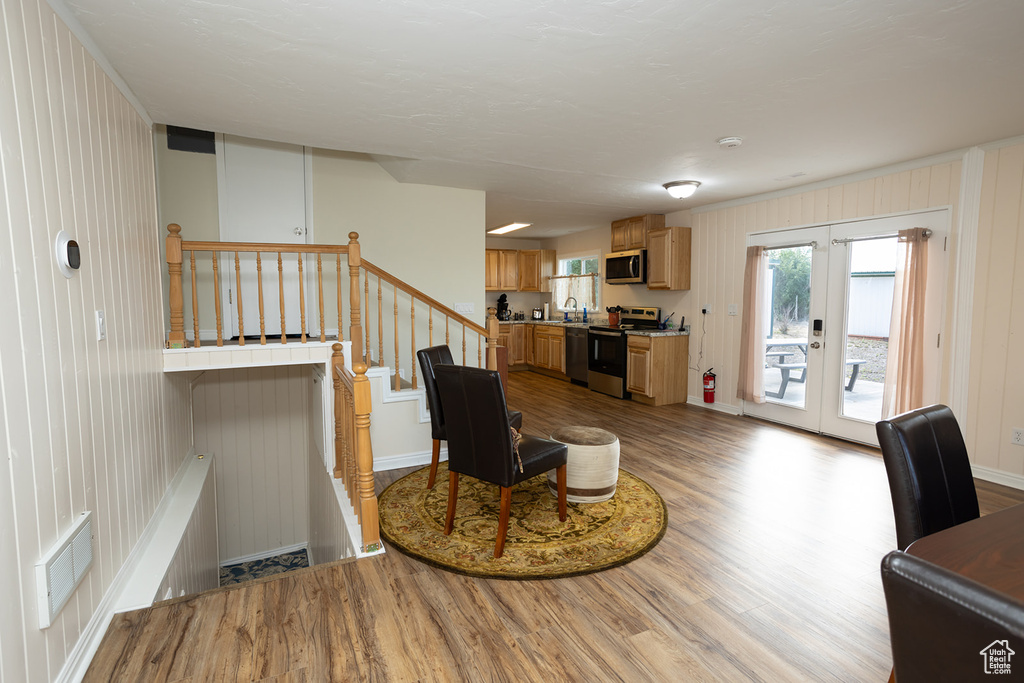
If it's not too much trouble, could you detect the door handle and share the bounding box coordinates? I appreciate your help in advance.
[809,342,820,349]
[293,227,304,236]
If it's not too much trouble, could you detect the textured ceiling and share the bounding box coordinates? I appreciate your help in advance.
[61,0,1024,238]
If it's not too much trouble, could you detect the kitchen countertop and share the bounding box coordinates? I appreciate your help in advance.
[497,319,688,335]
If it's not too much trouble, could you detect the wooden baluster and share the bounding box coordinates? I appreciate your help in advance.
[478,333,482,368]
[278,253,286,344]
[394,287,400,392]
[364,270,371,362]
[347,233,363,364]
[234,251,244,346]
[486,308,499,371]
[298,252,307,343]
[445,316,450,346]
[410,298,417,389]
[429,307,433,347]
[376,276,383,368]
[462,325,466,365]
[212,252,223,346]
[166,224,186,348]
[189,250,200,348]
[346,387,356,505]
[336,254,343,342]
[332,344,345,478]
[353,362,380,552]
[317,254,325,343]
[256,252,266,345]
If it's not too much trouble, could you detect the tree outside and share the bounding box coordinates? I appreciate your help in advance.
[769,246,811,337]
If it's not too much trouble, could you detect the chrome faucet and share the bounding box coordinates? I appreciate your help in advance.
[564,296,579,322]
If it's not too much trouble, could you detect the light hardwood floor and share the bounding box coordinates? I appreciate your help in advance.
[85,372,1024,681]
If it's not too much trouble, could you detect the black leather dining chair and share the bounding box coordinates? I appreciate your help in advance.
[881,550,1024,682]
[433,364,567,558]
[417,345,522,489]
[875,404,979,550]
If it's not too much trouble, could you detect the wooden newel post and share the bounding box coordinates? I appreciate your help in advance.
[331,344,345,479]
[166,224,186,349]
[486,307,499,371]
[352,361,380,552]
[347,232,364,366]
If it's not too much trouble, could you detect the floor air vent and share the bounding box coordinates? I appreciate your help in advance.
[35,511,93,629]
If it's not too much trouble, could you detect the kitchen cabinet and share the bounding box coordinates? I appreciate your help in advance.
[485,249,500,290]
[524,324,535,365]
[498,324,512,356]
[626,334,689,406]
[485,248,553,292]
[610,214,665,252]
[647,226,692,290]
[511,324,528,365]
[518,249,556,292]
[533,325,566,374]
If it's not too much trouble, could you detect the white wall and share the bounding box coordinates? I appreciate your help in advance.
[155,466,219,600]
[0,1,193,680]
[192,366,310,563]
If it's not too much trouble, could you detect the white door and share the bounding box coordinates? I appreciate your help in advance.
[743,210,949,445]
[742,226,830,432]
[218,134,312,339]
[818,210,949,444]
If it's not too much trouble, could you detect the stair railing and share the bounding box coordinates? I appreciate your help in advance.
[359,260,497,391]
[332,344,379,553]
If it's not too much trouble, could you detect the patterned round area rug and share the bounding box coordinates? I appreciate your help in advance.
[378,462,667,580]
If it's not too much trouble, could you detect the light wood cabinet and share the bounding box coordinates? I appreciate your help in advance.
[524,324,535,365]
[533,326,565,374]
[485,248,554,292]
[647,226,691,290]
[510,324,528,365]
[610,214,665,252]
[497,323,512,356]
[626,334,689,405]
[485,249,500,291]
[518,249,556,292]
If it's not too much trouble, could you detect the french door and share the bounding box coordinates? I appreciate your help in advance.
[743,210,949,445]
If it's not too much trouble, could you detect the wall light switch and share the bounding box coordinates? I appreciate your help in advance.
[454,302,474,314]
[95,310,106,341]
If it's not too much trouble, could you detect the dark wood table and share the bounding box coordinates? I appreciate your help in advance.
[906,503,1024,599]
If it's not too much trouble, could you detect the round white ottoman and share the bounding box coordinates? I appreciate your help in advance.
[547,426,620,503]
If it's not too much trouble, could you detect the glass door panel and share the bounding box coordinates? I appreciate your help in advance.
[763,245,813,410]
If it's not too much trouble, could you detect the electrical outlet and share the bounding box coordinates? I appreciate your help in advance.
[1013,428,1024,446]
[728,304,738,316]
[702,304,711,315]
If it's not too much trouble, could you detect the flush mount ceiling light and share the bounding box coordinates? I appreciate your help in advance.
[662,181,701,199]
[487,222,532,235]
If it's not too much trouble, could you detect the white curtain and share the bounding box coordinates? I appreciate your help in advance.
[551,274,598,311]
[737,246,768,403]
[881,228,929,418]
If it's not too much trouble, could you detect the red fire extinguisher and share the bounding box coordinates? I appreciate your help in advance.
[703,369,716,404]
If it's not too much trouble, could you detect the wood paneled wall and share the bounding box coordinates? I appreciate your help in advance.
[155,465,219,601]
[0,0,193,680]
[969,143,1024,476]
[192,367,310,563]
[307,438,353,565]
[685,159,962,412]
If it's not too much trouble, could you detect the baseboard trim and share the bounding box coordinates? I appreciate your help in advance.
[57,448,201,683]
[220,543,309,568]
[375,447,446,472]
[972,464,1024,491]
[687,397,743,416]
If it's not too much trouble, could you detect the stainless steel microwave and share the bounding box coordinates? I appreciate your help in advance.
[605,249,646,284]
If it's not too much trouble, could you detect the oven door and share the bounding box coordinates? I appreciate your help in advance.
[588,329,626,376]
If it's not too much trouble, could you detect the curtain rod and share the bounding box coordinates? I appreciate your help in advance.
[831,228,931,246]
[548,273,599,280]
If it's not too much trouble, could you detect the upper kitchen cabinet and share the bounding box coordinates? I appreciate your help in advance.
[647,226,692,290]
[485,249,519,291]
[518,249,556,292]
[610,214,665,252]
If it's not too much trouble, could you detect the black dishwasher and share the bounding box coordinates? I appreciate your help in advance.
[565,326,589,386]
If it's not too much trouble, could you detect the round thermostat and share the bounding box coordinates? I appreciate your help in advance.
[55,230,81,278]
